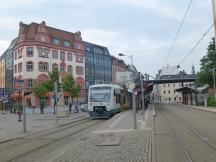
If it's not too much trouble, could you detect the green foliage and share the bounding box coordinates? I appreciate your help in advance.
[32,83,47,98]
[207,94,216,107]
[62,75,81,97]
[197,38,216,86]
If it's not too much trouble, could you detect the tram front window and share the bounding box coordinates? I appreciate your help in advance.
[90,87,111,102]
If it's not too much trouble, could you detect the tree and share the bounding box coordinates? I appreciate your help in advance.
[32,83,47,114]
[43,68,59,92]
[197,38,216,86]
[62,75,81,99]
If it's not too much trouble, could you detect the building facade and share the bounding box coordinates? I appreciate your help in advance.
[13,21,85,107]
[112,57,127,85]
[5,38,17,96]
[84,42,112,89]
[0,54,5,90]
[153,66,195,103]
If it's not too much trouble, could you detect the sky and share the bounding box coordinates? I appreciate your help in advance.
[0,0,214,76]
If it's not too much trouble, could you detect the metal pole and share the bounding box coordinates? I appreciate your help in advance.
[23,104,26,133]
[212,0,216,35]
[131,54,137,129]
[54,81,59,126]
[213,68,216,101]
[140,73,145,120]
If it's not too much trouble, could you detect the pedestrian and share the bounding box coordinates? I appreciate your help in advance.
[144,97,148,110]
[69,102,72,114]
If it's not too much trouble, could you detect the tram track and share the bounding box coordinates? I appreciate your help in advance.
[156,105,216,162]
[0,118,104,162]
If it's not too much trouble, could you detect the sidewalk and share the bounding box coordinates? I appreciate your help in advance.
[184,104,216,113]
[50,105,156,162]
[0,111,88,143]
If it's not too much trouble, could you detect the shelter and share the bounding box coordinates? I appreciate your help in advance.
[175,87,198,105]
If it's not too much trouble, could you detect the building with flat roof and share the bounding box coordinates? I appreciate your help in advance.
[84,41,112,89]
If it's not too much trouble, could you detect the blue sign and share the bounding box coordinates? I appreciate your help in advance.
[16,80,24,83]
[0,88,4,96]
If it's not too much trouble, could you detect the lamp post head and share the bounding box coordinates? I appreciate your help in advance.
[118,53,124,56]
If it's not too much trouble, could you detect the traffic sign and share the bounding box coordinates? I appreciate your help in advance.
[16,80,24,83]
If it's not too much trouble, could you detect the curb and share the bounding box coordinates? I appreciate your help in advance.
[181,104,216,114]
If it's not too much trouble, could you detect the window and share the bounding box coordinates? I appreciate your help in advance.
[169,97,171,101]
[67,53,73,61]
[38,48,49,58]
[75,43,81,49]
[60,65,65,72]
[86,47,90,51]
[18,63,22,72]
[67,65,72,73]
[39,62,49,72]
[18,49,22,58]
[60,51,65,60]
[64,40,70,47]
[52,63,58,70]
[116,94,121,104]
[75,54,84,63]
[28,80,33,88]
[41,36,46,42]
[76,66,84,75]
[26,61,33,71]
[174,97,176,101]
[174,91,176,94]
[26,47,33,57]
[179,97,182,101]
[94,48,103,54]
[52,37,60,45]
[164,90,166,94]
[168,90,170,94]
[14,65,17,73]
[164,84,165,87]
[173,84,175,87]
[14,52,17,60]
[52,50,58,59]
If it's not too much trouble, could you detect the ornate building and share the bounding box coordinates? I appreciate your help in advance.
[12,21,85,107]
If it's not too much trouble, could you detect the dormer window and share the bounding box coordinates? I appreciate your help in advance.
[64,40,71,47]
[41,36,46,42]
[52,37,60,45]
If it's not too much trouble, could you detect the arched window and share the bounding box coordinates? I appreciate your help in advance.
[52,63,58,70]
[67,65,73,73]
[26,61,33,71]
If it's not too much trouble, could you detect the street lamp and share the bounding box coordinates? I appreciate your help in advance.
[118,53,137,129]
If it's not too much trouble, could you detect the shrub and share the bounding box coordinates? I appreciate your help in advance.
[207,94,216,107]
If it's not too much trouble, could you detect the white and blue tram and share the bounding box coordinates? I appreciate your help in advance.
[88,84,131,118]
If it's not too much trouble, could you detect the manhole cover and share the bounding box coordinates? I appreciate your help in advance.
[97,137,122,146]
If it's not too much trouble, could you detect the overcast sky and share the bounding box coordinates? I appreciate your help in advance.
[0,0,214,76]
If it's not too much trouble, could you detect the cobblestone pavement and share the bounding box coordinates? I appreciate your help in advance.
[0,106,155,162]
[0,110,88,142]
[154,104,216,162]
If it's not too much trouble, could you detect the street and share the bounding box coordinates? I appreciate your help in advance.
[154,104,216,162]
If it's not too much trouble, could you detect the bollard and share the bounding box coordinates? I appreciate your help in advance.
[18,112,22,122]
[23,106,26,133]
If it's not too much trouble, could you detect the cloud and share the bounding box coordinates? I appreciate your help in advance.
[82,28,120,47]
[0,40,10,54]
